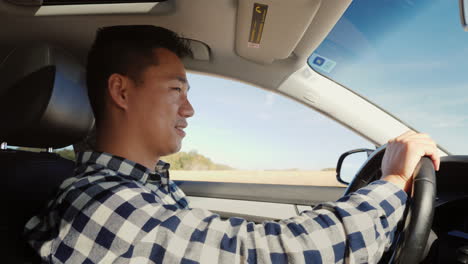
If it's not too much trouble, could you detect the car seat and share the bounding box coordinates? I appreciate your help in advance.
[0,44,94,263]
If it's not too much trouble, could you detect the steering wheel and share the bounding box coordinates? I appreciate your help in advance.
[344,145,436,264]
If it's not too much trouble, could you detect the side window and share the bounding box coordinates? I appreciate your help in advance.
[164,73,374,187]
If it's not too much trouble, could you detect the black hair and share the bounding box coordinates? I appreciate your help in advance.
[86,25,192,121]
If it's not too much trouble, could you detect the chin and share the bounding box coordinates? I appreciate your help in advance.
[162,142,182,156]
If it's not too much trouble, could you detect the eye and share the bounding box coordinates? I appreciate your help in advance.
[172,87,182,93]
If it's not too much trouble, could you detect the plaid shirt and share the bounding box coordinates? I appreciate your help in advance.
[25,151,407,263]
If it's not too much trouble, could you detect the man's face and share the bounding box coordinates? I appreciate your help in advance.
[127,48,194,157]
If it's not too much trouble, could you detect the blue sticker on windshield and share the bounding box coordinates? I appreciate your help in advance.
[313,57,325,66]
[309,54,336,73]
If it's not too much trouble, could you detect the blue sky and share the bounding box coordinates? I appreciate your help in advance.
[311,0,468,155]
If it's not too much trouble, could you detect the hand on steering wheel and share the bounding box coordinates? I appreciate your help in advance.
[345,131,440,264]
[381,131,440,192]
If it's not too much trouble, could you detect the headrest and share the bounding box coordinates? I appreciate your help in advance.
[0,44,94,149]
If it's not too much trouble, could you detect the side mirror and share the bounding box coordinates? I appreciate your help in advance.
[336,148,374,185]
[460,0,468,31]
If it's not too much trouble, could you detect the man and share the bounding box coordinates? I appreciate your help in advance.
[25,25,440,263]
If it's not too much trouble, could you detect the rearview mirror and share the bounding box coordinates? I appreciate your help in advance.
[460,0,468,31]
[336,148,374,185]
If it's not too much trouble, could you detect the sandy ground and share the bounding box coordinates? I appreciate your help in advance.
[170,170,345,187]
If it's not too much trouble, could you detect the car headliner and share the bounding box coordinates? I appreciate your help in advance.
[0,0,351,90]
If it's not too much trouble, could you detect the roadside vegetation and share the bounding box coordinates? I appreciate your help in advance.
[162,151,232,170]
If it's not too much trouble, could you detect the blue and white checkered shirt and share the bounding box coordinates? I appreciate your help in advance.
[25,151,407,263]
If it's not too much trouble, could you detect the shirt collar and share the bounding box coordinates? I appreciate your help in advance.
[76,151,170,184]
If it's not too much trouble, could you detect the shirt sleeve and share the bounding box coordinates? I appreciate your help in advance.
[50,180,407,264]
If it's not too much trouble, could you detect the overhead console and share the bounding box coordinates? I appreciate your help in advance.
[235,0,351,64]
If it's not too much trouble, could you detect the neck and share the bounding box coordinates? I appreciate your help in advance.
[94,121,160,171]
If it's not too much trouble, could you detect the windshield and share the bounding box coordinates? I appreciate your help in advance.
[309,0,468,154]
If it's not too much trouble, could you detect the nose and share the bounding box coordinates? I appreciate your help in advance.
[179,97,195,118]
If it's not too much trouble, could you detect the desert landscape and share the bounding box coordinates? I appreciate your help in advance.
[170,170,345,187]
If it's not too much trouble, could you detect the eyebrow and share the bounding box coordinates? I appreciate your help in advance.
[176,76,191,91]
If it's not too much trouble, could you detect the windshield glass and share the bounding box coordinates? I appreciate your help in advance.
[309,0,468,154]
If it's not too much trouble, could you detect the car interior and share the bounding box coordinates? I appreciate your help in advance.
[1,0,468,263]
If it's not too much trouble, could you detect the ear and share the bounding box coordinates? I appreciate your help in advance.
[107,73,130,111]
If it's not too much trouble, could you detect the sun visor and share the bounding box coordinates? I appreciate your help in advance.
[235,0,321,64]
